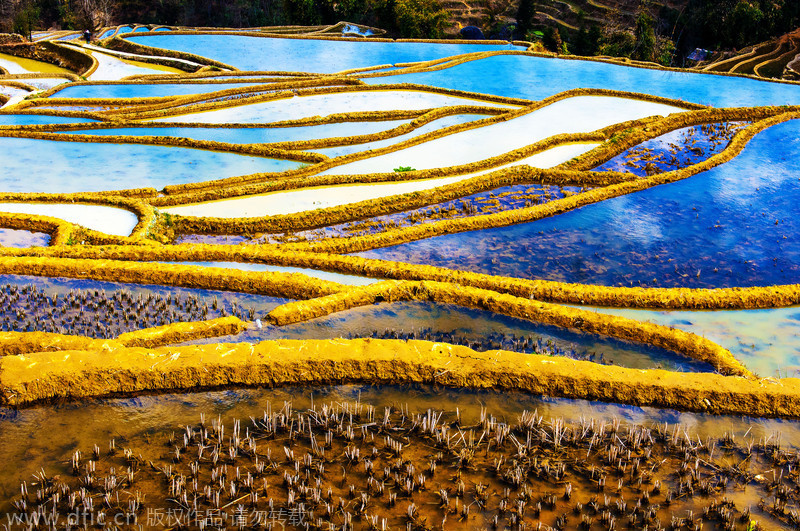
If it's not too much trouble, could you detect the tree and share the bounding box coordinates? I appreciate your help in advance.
[283,0,320,24]
[363,0,397,34]
[573,22,600,56]
[394,0,449,38]
[574,25,589,54]
[655,35,675,66]
[598,30,636,58]
[676,0,781,53]
[515,0,534,39]
[71,0,115,29]
[331,0,368,24]
[727,0,763,47]
[12,0,38,39]
[587,24,601,53]
[633,10,656,62]
[542,25,561,53]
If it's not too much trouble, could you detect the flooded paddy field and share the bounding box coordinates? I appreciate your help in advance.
[163,261,383,286]
[0,137,303,193]
[361,53,800,107]
[0,274,288,338]
[594,122,749,177]
[0,114,98,125]
[271,183,587,243]
[49,82,278,99]
[1,25,800,530]
[0,228,49,248]
[149,89,520,124]
[0,202,139,236]
[359,119,800,289]
[183,300,710,372]
[584,305,800,378]
[52,119,415,145]
[2,387,800,529]
[125,34,525,72]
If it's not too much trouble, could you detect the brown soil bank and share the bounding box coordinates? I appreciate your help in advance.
[267,280,751,377]
[0,41,92,75]
[2,337,799,417]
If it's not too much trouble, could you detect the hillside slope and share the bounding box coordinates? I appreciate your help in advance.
[441,0,688,37]
[692,28,800,80]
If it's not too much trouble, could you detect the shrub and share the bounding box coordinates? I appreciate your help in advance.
[394,0,449,39]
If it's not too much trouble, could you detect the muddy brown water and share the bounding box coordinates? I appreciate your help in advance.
[1,385,799,529]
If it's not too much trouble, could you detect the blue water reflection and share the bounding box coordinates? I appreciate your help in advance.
[187,301,711,372]
[51,82,268,98]
[0,137,302,192]
[57,119,410,144]
[364,54,800,107]
[0,114,98,125]
[358,119,800,289]
[126,34,522,72]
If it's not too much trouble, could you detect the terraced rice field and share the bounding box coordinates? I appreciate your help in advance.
[0,24,799,530]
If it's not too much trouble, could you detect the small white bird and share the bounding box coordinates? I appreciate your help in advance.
[255,318,263,329]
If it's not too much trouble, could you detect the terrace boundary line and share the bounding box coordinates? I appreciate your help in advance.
[266,279,750,376]
[1,337,797,416]
[279,111,797,254]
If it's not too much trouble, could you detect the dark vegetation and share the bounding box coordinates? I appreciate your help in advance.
[0,0,798,63]
[0,0,451,39]
[511,0,800,65]
[679,0,800,52]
